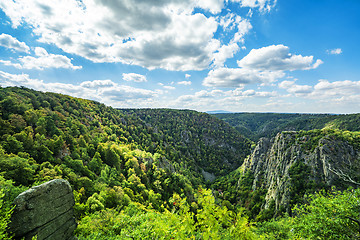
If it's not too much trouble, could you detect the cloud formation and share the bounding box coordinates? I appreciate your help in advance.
[204,45,322,87]
[0,33,30,53]
[279,80,312,96]
[122,73,147,83]
[0,71,157,106]
[0,47,81,70]
[238,45,323,71]
[174,87,277,110]
[231,0,277,12]
[0,0,232,71]
[203,67,284,87]
[279,79,360,109]
[178,81,192,85]
[327,48,342,55]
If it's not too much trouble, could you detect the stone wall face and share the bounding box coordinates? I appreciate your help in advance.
[241,131,360,213]
[9,179,77,240]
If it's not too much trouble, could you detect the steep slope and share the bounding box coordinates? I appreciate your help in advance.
[0,86,251,212]
[0,86,198,210]
[240,129,360,218]
[0,86,257,238]
[121,109,251,177]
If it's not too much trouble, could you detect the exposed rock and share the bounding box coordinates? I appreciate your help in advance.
[241,131,360,214]
[201,169,216,182]
[9,179,77,240]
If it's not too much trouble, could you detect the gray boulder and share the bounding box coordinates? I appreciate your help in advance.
[9,179,77,240]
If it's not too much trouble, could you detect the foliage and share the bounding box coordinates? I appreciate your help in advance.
[291,188,360,239]
[0,189,12,240]
[0,175,27,239]
[76,188,261,239]
[215,112,360,142]
[257,188,360,239]
[1,86,360,239]
[122,109,251,176]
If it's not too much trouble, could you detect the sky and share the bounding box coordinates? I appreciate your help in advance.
[0,0,359,113]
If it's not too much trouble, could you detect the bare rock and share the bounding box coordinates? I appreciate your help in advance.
[9,179,77,240]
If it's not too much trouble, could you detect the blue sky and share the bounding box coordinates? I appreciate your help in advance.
[0,0,359,113]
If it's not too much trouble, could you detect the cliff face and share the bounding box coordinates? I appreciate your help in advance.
[241,131,360,214]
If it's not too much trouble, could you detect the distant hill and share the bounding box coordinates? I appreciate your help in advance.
[206,110,233,114]
[214,112,360,141]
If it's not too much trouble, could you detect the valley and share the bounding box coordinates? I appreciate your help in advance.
[1,86,360,239]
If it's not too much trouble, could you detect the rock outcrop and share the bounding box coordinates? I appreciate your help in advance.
[9,179,77,240]
[241,131,360,214]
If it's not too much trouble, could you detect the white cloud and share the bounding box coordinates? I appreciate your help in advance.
[122,73,147,83]
[238,45,323,71]
[0,71,157,106]
[219,13,252,44]
[312,79,360,99]
[203,67,284,87]
[0,0,226,71]
[212,43,239,68]
[98,86,156,100]
[196,0,224,14]
[178,81,192,85]
[185,74,191,79]
[1,47,81,70]
[80,79,116,88]
[173,88,277,111]
[163,85,176,90]
[232,0,277,12]
[204,45,322,88]
[195,89,224,98]
[327,48,342,55]
[0,60,22,68]
[0,33,30,53]
[279,80,313,95]
[231,18,252,44]
[279,79,360,109]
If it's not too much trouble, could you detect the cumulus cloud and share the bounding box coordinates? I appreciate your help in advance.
[279,80,313,95]
[204,45,322,88]
[279,78,360,109]
[80,79,116,88]
[312,79,360,99]
[178,81,192,85]
[0,0,229,71]
[0,60,22,68]
[212,43,240,68]
[238,45,323,71]
[196,0,224,14]
[0,33,30,53]
[185,74,191,79]
[327,48,342,55]
[122,73,147,82]
[203,67,284,87]
[231,0,277,12]
[0,71,157,106]
[173,88,277,111]
[0,47,81,70]
[219,13,252,43]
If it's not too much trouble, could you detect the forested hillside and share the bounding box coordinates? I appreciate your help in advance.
[1,86,360,239]
[121,109,251,177]
[214,112,360,141]
[0,86,255,239]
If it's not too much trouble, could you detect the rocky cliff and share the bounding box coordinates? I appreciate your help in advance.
[241,130,360,215]
[9,179,77,240]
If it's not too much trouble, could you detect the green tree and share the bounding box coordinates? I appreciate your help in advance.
[292,189,360,239]
[0,189,12,240]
